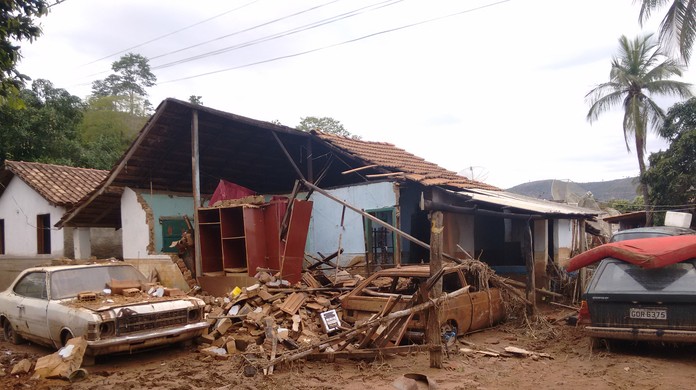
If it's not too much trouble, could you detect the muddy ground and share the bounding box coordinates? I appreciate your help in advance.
[2,306,696,390]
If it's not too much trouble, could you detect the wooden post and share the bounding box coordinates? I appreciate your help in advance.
[191,110,202,277]
[306,138,314,183]
[523,221,536,315]
[427,211,443,368]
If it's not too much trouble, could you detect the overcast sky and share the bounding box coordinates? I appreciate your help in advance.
[17,0,692,189]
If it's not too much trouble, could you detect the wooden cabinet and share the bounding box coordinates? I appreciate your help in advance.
[197,200,312,283]
[198,206,266,275]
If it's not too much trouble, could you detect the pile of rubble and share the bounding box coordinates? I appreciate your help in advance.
[195,270,353,368]
[194,267,462,374]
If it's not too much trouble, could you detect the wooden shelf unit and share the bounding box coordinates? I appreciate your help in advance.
[197,200,312,283]
[198,205,266,276]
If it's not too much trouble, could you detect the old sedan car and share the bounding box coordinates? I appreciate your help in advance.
[341,264,505,344]
[570,235,696,347]
[0,263,208,361]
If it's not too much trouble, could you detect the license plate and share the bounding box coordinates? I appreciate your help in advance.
[629,308,667,320]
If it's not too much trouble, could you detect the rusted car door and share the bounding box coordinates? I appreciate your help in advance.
[440,270,473,334]
[469,288,505,331]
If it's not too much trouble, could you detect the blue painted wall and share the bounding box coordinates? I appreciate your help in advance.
[141,193,195,253]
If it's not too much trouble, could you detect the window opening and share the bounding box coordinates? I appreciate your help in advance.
[37,214,51,254]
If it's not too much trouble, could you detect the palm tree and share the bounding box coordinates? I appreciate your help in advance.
[586,33,692,226]
[636,0,696,64]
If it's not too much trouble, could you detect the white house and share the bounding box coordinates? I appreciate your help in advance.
[0,160,121,289]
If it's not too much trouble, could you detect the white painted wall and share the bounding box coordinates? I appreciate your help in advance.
[554,219,577,268]
[0,177,64,257]
[307,181,397,266]
[555,219,573,247]
[120,187,168,260]
[555,219,572,251]
[444,213,475,256]
[73,227,91,259]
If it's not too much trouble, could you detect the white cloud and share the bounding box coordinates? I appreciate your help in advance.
[17,0,692,189]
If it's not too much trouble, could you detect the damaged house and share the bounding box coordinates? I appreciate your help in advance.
[57,98,598,295]
[0,161,122,288]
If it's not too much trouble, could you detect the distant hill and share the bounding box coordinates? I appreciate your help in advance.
[506,178,639,202]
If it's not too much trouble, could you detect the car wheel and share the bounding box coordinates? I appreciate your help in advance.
[60,329,74,347]
[590,337,611,351]
[3,320,24,345]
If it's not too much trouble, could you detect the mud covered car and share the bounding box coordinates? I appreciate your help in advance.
[572,236,696,345]
[341,264,505,343]
[0,263,207,360]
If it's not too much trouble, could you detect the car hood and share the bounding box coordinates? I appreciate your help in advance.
[567,235,696,272]
[61,293,202,313]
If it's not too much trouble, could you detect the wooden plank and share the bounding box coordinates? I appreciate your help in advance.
[307,344,431,360]
[357,296,401,349]
[192,109,202,277]
[302,273,322,288]
[280,292,306,315]
[428,211,443,368]
[307,249,342,270]
[263,201,286,271]
[393,312,414,345]
[281,200,313,284]
[244,207,267,276]
[341,164,378,175]
[523,223,536,315]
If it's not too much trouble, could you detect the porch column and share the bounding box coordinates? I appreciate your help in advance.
[533,219,549,290]
[73,227,91,260]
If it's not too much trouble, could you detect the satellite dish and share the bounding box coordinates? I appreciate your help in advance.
[457,166,489,182]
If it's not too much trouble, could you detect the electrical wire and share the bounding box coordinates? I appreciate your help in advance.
[159,0,511,84]
[80,0,262,67]
[75,0,345,83]
[149,0,345,63]
[150,0,404,71]
[48,0,68,8]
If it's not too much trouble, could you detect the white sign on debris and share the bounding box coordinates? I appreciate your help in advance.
[319,309,341,333]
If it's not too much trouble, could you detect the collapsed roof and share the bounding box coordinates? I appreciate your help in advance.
[58,98,496,228]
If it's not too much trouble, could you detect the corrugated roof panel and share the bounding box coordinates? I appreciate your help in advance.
[460,188,600,216]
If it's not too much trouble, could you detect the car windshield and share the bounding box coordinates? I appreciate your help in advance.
[610,232,670,242]
[593,261,696,293]
[50,265,146,299]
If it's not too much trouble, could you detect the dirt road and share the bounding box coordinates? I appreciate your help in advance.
[2,307,696,390]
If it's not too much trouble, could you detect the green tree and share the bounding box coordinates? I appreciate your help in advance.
[296,116,360,139]
[0,79,83,164]
[188,95,203,105]
[78,132,126,170]
[91,53,156,115]
[80,96,144,141]
[0,0,48,106]
[605,196,645,214]
[586,33,692,226]
[643,98,696,220]
[636,0,696,64]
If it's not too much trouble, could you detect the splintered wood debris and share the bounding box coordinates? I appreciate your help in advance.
[192,267,473,375]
